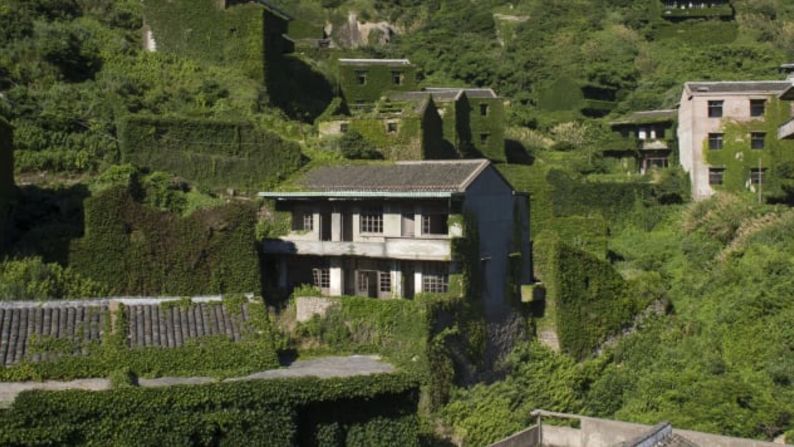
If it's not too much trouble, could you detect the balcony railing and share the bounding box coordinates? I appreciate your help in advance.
[263,237,453,261]
[778,118,794,140]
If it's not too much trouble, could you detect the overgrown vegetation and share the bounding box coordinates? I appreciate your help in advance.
[0,373,420,446]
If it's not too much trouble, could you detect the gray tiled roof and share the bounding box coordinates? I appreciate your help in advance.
[0,301,252,366]
[126,303,249,348]
[0,304,107,366]
[389,90,462,103]
[686,81,792,94]
[302,160,491,193]
[617,423,700,447]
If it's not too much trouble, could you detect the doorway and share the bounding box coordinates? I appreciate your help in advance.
[320,212,332,241]
[356,270,378,298]
[342,212,353,241]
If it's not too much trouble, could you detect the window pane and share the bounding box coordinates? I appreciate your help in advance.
[751,132,765,150]
[750,100,766,117]
[708,101,723,118]
[708,133,723,150]
[378,271,391,293]
[360,207,384,233]
[709,168,725,185]
[312,268,330,289]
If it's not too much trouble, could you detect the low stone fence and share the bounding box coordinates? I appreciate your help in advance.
[295,296,339,323]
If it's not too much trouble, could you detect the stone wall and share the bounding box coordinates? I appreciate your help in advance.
[296,296,339,323]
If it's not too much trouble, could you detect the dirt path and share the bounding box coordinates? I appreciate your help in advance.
[0,355,394,407]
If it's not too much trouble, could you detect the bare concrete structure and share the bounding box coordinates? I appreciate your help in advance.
[489,410,792,447]
[259,160,531,316]
[677,80,793,200]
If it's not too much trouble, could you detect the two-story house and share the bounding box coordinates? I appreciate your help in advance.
[259,160,531,316]
[609,109,677,174]
[677,79,794,200]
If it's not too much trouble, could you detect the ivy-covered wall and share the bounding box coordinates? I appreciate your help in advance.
[0,373,420,446]
[69,186,262,296]
[534,232,637,360]
[0,117,14,250]
[705,98,794,200]
[142,0,290,89]
[338,62,418,104]
[118,115,303,191]
[466,96,506,162]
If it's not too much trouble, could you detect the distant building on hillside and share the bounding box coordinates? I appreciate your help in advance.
[259,160,531,317]
[141,0,293,91]
[661,0,735,21]
[337,59,419,106]
[321,58,508,162]
[677,78,794,200]
[608,109,677,174]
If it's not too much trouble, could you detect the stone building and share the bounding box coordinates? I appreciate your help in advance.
[661,0,734,21]
[677,79,794,200]
[259,160,531,317]
[608,109,677,174]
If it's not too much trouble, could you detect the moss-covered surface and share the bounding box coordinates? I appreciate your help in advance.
[705,98,794,200]
[142,0,290,89]
[69,186,262,296]
[118,115,304,192]
[338,63,418,104]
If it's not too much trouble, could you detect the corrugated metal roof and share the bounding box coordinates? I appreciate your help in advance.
[339,58,412,66]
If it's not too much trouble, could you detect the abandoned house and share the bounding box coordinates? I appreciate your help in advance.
[337,59,419,107]
[259,160,531,316]
[141,0,294,91]
[677,77,794,200]
[608,109,677,175]
[321,59,507,162]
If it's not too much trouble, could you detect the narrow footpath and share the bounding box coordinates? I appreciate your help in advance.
[0,355,394,407]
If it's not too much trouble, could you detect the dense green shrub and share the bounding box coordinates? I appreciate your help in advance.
[69,186,262,296]
[0,257,108,300]
[0,373,420,446]
[535,232,637,360]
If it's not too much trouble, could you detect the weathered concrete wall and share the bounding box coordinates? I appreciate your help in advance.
[543,425,584,447]
[464,166,521,317]
[487,425,540,447]
[296,296,339,323]
[580,417,650,447]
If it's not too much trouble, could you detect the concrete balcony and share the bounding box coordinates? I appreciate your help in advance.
[263,237,453,261]
[640,139,669,150]
[778,118,794,140]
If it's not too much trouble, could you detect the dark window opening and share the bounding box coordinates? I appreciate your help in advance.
[292,211,313,232]
[708,100,724,118]
[709,168,725,185]
[480,133,490,145]
[480,104,489,116]
[422,263,449,294]
[422,214,449,235]
[708,133,724,150]
[387,121,398,134]
[751,132,766,150]
[391,71,404,85]
[355,70,367,85]
[750,168,767,185]
[750,99,766,117]
[340,122,349,133]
